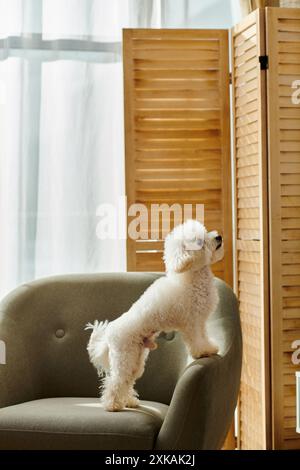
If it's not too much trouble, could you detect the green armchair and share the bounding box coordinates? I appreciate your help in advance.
[0,273,242,450]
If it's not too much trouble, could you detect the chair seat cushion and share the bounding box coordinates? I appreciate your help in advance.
[0,397,168,450]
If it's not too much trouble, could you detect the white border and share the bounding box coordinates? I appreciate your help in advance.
[297,372,300,434]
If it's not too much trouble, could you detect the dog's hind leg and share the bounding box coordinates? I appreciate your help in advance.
[101,345,146,412]
[101,373,127,411]
[125,385,140,408]
[125,348,150,408]
[135,347,149,379]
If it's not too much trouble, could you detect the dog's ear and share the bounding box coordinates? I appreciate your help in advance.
[173,250,194,273]
[164,235,194,273]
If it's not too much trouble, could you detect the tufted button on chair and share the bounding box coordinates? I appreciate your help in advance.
[0,273,242,450]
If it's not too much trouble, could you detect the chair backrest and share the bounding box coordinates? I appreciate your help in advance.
[0,273,240,405]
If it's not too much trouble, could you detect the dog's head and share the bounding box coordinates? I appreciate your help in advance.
[163,219,224,274]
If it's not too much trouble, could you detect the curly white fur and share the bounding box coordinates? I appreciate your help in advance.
[86,220,224,411]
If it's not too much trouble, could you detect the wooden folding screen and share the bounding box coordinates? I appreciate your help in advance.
[232,9,270,450]
[232,7,300,450]
[266,7,300,450]
[123,29,232,285]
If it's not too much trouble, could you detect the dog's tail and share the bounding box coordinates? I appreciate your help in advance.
[85,320,110,374]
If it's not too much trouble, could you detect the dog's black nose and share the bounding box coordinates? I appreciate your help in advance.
[215,235,222,249]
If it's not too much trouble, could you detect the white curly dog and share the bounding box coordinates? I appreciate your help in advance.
[86,220,223,411]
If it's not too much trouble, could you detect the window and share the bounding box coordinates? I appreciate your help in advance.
[0,0,241,299]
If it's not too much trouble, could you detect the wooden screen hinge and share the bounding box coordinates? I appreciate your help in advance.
[259,55,269,70]
[229,72,232,84]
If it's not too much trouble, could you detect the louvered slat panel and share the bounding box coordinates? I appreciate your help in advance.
[124,29,232,282]
[267,7,300,450]
[232,10,270,450]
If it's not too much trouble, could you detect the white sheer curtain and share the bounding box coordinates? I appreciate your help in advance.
[0,0,240,299]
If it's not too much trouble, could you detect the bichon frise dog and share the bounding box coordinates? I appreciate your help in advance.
[86,220,223,411]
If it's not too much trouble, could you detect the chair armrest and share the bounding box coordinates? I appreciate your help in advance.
[155,280,242,450]
[155,353,240,450]
[0,286,39,408]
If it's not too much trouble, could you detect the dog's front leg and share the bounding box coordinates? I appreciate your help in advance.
[182,320,219,359]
